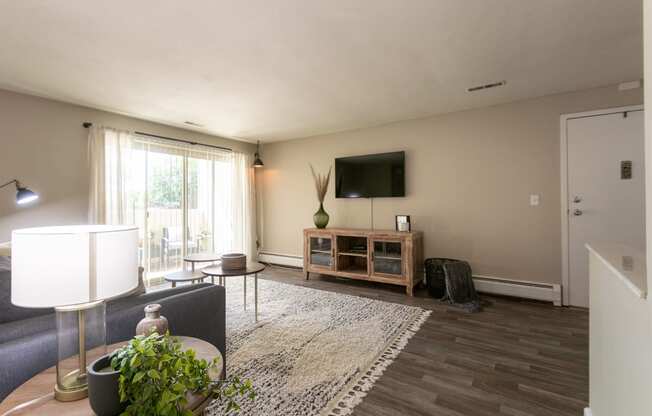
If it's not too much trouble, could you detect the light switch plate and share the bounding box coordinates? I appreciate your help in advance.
[529,194,540,206]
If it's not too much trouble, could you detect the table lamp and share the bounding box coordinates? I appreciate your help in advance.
[11,225,139,402]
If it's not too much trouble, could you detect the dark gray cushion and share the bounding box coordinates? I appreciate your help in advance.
[0,270,53,324]
[107,284,205,314]
[0,313,55,344]
[0,328,58,402]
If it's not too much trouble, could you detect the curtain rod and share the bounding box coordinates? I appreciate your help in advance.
[82,122,232,152]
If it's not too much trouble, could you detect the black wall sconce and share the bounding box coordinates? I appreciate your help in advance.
[253,141,264,168]
[1,179,39,205]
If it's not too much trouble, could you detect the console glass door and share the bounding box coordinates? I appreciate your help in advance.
[371,240,403,276]
[309,236,333,269]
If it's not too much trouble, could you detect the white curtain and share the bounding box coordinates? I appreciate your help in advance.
[88,126,257,261]
[231,152,257,259]
[88,126,136,224]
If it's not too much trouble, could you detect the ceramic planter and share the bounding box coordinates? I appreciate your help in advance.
[87,355,125,416]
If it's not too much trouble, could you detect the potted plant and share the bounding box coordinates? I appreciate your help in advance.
[88,332,254,416]
[310,164,331,229]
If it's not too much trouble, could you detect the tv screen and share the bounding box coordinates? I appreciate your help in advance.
[335,151,405,198]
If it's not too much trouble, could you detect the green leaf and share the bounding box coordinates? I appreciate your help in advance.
[132,371,146,383]
[129,354,141,368]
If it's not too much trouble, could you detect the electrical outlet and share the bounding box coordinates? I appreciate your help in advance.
[529,194,540,206]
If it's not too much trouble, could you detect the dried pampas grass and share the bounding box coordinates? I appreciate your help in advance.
[310,164,331,203]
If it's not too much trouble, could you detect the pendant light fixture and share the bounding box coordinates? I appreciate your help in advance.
[253,140,264,168]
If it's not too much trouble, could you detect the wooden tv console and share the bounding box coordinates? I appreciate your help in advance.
[303,228,423,296]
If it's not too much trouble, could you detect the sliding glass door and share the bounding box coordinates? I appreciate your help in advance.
[146,149,185,279]
[129,143,233,285]
[97,129,252,287]
[187,153,215,256]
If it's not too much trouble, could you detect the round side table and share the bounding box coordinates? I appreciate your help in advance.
[183,253,222,284]
[202,262,265,321]
[184,253,221,271]
[0,336,223,416]
[164,269,207,288]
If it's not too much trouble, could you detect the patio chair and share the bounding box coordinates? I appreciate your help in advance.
[161,226,198,268]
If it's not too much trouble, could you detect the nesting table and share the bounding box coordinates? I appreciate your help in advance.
[164,270,207,288]
[202,262,265,321]
[184,253,222,272]
[165,253,221,287]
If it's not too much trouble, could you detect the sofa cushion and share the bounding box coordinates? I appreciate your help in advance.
[0,313,55,344]
[107,283,211,314]
[0,270,53,324]
[0,328,58,402]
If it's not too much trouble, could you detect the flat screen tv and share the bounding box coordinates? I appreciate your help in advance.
[335,151,405,198]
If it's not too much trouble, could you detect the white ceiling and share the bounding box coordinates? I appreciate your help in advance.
[0,0,642,142]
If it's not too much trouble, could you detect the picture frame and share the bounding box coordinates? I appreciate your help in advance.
[395,215,411,232]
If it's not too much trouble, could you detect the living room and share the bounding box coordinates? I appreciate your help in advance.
[1,1,651,416]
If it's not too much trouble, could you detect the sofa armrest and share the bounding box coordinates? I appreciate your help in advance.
[0,330,58,402]
[106,284,226,375]
[108,283,209,312]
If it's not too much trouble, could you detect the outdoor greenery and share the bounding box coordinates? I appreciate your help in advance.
[110,332,254,416]
[148,163,201,209]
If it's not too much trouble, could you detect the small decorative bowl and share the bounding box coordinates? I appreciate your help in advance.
[221,253,246,270]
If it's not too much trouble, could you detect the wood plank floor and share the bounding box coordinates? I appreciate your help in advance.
[259,265,589,416]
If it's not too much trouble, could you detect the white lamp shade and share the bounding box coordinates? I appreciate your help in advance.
[11,225,139,308]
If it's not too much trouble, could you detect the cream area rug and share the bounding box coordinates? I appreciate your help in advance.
[205,277,431,416]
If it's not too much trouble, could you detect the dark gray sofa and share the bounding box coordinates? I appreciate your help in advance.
[0,269,225,402]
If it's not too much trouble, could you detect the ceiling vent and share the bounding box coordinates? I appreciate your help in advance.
[467,80,506,92]
[184,121,203,127]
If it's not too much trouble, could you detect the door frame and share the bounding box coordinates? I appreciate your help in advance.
[559,105,644,306]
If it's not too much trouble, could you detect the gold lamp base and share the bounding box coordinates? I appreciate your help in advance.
[54,367,88,402]
[54,301,105,402]
[54,382,88,402]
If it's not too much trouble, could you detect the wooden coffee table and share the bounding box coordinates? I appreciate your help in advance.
[202,262,265,321]
[0,337,223,416]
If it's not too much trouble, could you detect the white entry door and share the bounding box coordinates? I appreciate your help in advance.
[566,109,645,307]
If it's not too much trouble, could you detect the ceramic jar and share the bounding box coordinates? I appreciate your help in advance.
[135,303,168,336]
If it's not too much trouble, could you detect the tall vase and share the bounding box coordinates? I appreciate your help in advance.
[313,202,329,229]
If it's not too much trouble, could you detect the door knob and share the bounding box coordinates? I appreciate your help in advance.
[573,209,583,216]
[573,196,582,203]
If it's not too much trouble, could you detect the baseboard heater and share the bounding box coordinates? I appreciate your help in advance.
[258,251,562,306]
[472,274,561,306]
[259,251,304,268]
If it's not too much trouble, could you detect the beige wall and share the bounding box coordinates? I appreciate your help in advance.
[646,0,652,303]
[258,85,642,284]
[0,89,254,241]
